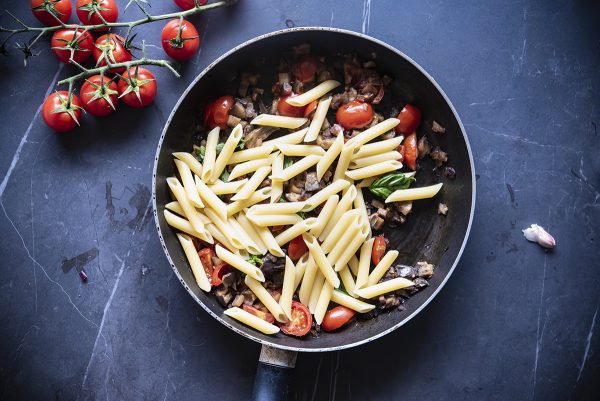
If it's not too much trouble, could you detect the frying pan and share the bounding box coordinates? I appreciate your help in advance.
[152,27,475,400]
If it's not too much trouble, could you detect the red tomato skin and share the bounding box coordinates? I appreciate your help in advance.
[371,236,387,265]
[321,306,356,331]
[31,0,71,26]
[280,301,312,337]
[42,91,82,133]
[198,248,215,283]
[76,0,118,28]
[278,94,306,117]
[293,55,319,83]
[51,29,94,64]
[335,100,374,130]
[211,260,232,286]
[394,104,421,134]
[303,100,318,118]
[243,304,275,324]
[174,0,208,10]
[118,67,157,108]
[80,75,118,117]
[288,236,308,261]
[93,34,132,73]
[161,19,200,61]
[204,95,235,129]
[402,132,418,170]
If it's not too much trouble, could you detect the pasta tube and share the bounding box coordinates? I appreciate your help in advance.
[348,255,360,277]
[316,131,343,180]
[173,152,203,177]
[226,144,275,165]
[228,155,274,181]
[385,183,443,202]
[270,154,320,181]
[331,290,375,313]
[165,202,211,224]
[367,250,399,286]
[174,159,204,209]
[333,222,369,271]
[308,273,325,313]
[252,220,285,257]
[319,185,357,240]
[205,224,237,253]
[338,266,356,296]
[294,253,310,290]
[353,187,370,238]
[285,80,341,106]
[166,177,205,234]
[345,118,400,148]
[355,238,374,290]
[228,217,263,255]
[176,233,211,292]
[204,208,245,249]
[210,124,243,183]
[303,233,340,288]
[354,277,415,299]
[270,152,284,202]
[246,213,303,227]
[314,282,334,325]
[309,195,339,238]
[230,166,271,201]
[249,202,305,215]
[304,96,332,142]
[201,126,220,182]
[302,179,350,212]
[227,187,271,216]
[216,245,265,282]
[235,213,268,254]
[298,255,318,305]
[279,257,296,320]
[262,128,308,146]
[346,160,403,180]
[349,151,402,169]
[350,136,404,160]
[251,114,308,129]
[165,210,213,244]
[320,210,361,253]
[333,142,356,181]
[194,176,227,221]
[244,276,287,322]
[275,218,318,246]
[276,144,326,156]
[207,179,248,195]
[224,307,280,335]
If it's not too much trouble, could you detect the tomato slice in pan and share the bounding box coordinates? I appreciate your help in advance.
[279,301,312,336]
[321,306,356,332]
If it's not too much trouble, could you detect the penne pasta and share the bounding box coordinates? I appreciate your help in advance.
[285,80,341,106]
[367,250,399,286]
[204,208,245,250]
[354,277,415,299]
[201,126,220,182]
[174,159,204,209]
[275,218,318,246]
[385,183,443,202]
[176,233,211,292]
[226,144,275,165]
[166,177,205,234]
[262,128,308,146]
[320,210,361,253]
[210,124,243,183]
[227,187,271,216]
[331,290,375,313]
[299,255,318,305]
[303,233,340,288]
[230,166,271,201]
[355,238,374,291]
[270,154,320,181]
[309,195,339,238]
[319,186,357,240]
[205,224,237,253]
[349,151,402,169]
[194,176,227,221]
[308,272,325,313]
[247,213,303,227]
[314,282,334,325]
[216,245,265,282]
[294,253,310,290]
[316,131,343,180]
[228,217,263,255]
[348,255,360,277]
[346,160,403,180]
[249,202,305,215]
[235,213,268,254]
[279,257,296,320]
[228,155,275,181]
[173,152,203,177]
[338,266,356,296]
[270,152,284,202]
[354,187,370,237]
[351,136,404,160]
[251,114,307,129]
[302,179,351,212]
[333,142,356,181]
[276,144,326,156]
[164,210,213,244]
[244,275,287,322]
[249,216,285,257]
[207,179,248,195]
[224,307,280,335]
[332,222,369,271]
[304,96,332,142]
[165,202,211,224]
[345,118,400,149]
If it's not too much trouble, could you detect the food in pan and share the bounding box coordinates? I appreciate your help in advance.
[163,45,453,337]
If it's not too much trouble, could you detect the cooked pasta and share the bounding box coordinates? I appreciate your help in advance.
[224,307,280,335]
[174,159,204,209]
[173,152,203,177]
[230,166,271,201]
[345,118,400,148]
[298,255,318,305]
[385,183,443,202]
[194,176,227,221]
[303,233,340,288]
[270,152,284,202]
[276,144,326,156]
[316,131,343,180]
[226,187,271,216]
[226,144,275,165]
[302,179,350,212]
[346,160,403,180]
[248,202,305,215]
[246,213,303,227]
[319,185,357,240]
[250,114,308,129]
[244,275,287,322]
[176,233,211,292]
[201,126,220,182]
[350,136,404,160]
[331,290,375,313]
[304,96,332,142]
[333,142,356,181]
[279,257,296,320]
[270,154,320,181]
[207,179,248,195]
[308,195,339,238]
[165,210,213,244]
[284,80,341,106]
[349,151,402,169]
[354,277,415,299]
[355,238,374,290]
[210,124,243,183]
[216,245,265,282]
[166,177,205,234]
[274,218,318,246]
[228,155,275,181]
[314,282,333,325]
[367,250,399,286]
[261,128,308,146]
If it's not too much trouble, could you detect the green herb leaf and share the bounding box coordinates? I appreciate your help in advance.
[297,211,307,219]
[219,168,230,182]
[215,143,225,154]
[193,145,206,162]
[283,156,294,169]
[369,172,416,199]
[247,254,263,267]
[237,137,246,151]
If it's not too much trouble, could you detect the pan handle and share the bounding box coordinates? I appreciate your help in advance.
[252,345,298,401]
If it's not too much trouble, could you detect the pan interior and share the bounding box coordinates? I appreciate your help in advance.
[153,28,474,351]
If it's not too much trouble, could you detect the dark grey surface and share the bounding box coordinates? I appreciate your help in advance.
[0,1,598,400]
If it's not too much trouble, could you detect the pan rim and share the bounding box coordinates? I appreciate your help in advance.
[152,26,476,353]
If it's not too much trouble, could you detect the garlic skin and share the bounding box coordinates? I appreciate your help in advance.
[522,224,556,249]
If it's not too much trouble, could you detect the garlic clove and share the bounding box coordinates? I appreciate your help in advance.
[522,224,556,249]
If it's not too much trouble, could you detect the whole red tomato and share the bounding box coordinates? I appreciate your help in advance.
[42,91,83,133]
[174,0,208,10]
[401,132,418,170]
[321,306,355,332]
[118,67,157,108]
[80,75,118,117]
[204,95,234,129]
[278,94,306,117]
[292,54,319,83]
[394,104,421,134]
[76,0,118,28]
[51,29,94,64]
[93,34,132,73]
[335,100,373,130]
[161,19,200,61]
[31,0,72,26]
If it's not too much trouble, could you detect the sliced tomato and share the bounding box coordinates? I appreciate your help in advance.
[211,260,232,286]
[303,100,318,118]
[280,301,312,336]
[372,235,386,265]
[402,132,418,171]
[243,304,275,324]
[394,104,421,134]
[288,236,308,261]
[321,306,355,332]
[278,94,306,117]
[197,248,215,282]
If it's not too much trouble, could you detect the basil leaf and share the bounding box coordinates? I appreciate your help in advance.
[193,145,206,162]
[283,156,294,169]
[369,172,416,199]
[237,138,246,151]
[247,254,263,267]
[215,143,225,154]
[219,169,230,182]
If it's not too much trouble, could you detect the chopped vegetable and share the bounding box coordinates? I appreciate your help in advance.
[522,224,556,249]
[372,236,386,265]
[247,254,264,267]
[279,301,312,336]
[432,120,446,134]
[369,172,416,199]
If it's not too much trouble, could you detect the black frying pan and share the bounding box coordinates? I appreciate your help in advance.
[152,27,475,400]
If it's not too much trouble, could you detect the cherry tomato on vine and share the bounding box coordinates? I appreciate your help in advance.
[335,100,373,130]
[204,95,234,129]
[371,235,386,265]
[161,19,200,61]
[31,0,72,26]
[93,34,132,73]
[321,306,355,332]
[76,0,118,28]
[400,132,418,170]
[277,94,306,117]
[173,0,208,10]
[279,301,312,337]
[394,104,421,134]
[80,75,118,117]
[51,29,94,64]
[118,67,157,108]
[292,54,319,83]
[42,91,83,133]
